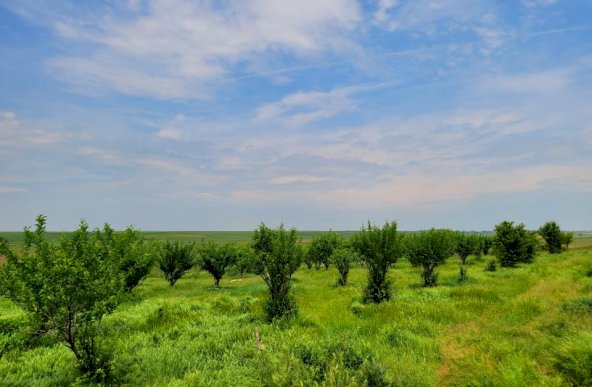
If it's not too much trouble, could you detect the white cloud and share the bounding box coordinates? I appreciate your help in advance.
[41,0,361,99]
[484,69,572,94]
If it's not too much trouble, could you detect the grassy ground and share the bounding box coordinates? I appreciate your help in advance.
[1,244,591,385]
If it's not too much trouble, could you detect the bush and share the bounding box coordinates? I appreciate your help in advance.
[308,232,342,270]
[157,241,196,286]
[485,259,497,272]
[351,221,403,303]
[406,229,456,287]
[199,242,237,287]
[331,247,358,286]
[0,215,122,381]
[562,231,574,251]
[106,226,156,292]
[252,223,300,321]
[455,233,479,282]
[538,221,563,254]
[492,221,538,267]
[235,244,256,277]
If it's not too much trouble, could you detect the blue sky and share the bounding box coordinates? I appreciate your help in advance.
[0,0,591,231]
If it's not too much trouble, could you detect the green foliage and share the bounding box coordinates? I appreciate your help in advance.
[538,221,563,254]
[561,231,574,251]
[331,247,358,286]
[0,215,122,381]
[481,235,493,256]
[492,221,538,267]
[308,232,343,270]
[406,229,456,287]
[485,259,497,272]
[351,221,403,303]
[455,233,480,282]
[157,241,196,286]
[234,244,256,277]
[252,223,300,321]
[107,226,156,292]
[199,242,237,287]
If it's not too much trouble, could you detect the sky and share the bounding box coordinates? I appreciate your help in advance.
[0,0,591,231]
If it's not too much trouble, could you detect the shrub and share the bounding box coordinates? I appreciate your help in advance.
[199,242,237,287]
[157,241,196,286]
[106,226,156,292]
[331,247,358,286]
[351,221,403,303]
[562,231,574,251]
[0,215,122,381]
[492,221,538,267]
[406,229,456,287]
[252,223,301,321]
[485,259,497,272]
[538,221,563,254]
[455,233,479,282]
[308,232,342,270]
[235,244,256,277]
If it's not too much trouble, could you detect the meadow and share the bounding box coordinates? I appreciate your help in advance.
[1,232,591,386]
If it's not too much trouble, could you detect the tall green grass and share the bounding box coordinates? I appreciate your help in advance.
[1,246,591,385]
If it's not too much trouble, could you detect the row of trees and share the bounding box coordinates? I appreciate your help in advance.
[0,216,574,381]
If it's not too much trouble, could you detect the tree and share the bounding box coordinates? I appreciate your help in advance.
[562,231,574,251]
[235,244,256,277]
[252,223,300,321]
[351,221,403,303]
[107,225,156,292]
[406,229,456,287]
[157,241,196,286]
[492,221,538,267]
[331,247,358,286]
[538,221,563,254]
[455,233,478,282]
[0,215,122,381]
[308,232,342,270]
[199,241,237,287]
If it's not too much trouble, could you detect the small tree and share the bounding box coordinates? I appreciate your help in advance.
[562,231,574,251]
[351,221,402,303]
[235,244,256,277]
[158,241,196,286]
[406,229,456,287]
[252,223,300,321]
[455,233,479,282]
[331,247,358,286]
[538,221,563,254]
[199,241,237,287]
[493,221,538,267]
[481,235,493,256]
[106,226,156,292]
[308,232,342,270]
[0,216,122,381]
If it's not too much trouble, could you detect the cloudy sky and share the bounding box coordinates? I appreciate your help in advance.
[1,0,591,231]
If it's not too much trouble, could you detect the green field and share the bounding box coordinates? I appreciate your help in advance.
[1,238,591,385]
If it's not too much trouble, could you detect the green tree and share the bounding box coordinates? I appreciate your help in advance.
[107,226,156,292]
[493,221,538,267]
[0,215,122,381]
[331,247,358,286]
[235,244,256,277]
[455,233,478,282]
[406,229,456,287]
[561,231,574,251]
[308,232,342,270]
[538,221,563,254]
[351,221,403,303]
[252,223,300,321]
[158,241,196,286]
[199,241,237,287]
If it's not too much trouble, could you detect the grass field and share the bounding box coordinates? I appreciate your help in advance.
[1,239,591,385]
